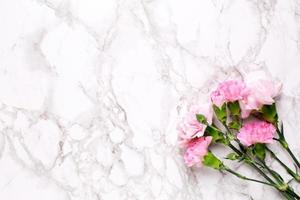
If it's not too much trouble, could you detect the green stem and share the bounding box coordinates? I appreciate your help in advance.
[283,189,298,200]
[229,143,275,184]
[257,157,284,183]
[266,147,300,183]
[256,158,300,199]
[224,124,286,186]
[286,188,300,200]
[228,143,295,199]
[222,123,296,199]
[224,166,274,186]
[276,126,300,170]
[224,124,276,185]
[284,192,298,200]
[228,144,274,184]
[286,147,300,170]
[274,137,300,169]
[275,138,300,170]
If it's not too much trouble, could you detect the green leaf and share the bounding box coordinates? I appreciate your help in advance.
[196,114,207,124]
[252,144,266,160]
[202,152,224,170]
[279,139,289,149]
[270,169,284,182]
[277,123,288,147]
[225,152,240,160]
[280,123,284,135]
[213,104,227,124]
[260,103,278,123]
[227,101,240,116]
[205,125,226,144]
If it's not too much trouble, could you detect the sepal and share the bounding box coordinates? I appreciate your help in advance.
[227,101,240,116]
[225,152,240,161]
[196,114,208,124]
[205,125,227,144]
[251,144,266,161]
[213,104,227,124]
[260,103,278,124]
[203,152,224,170]
[228,121,241,130]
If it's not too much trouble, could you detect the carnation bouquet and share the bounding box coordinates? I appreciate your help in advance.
[178,74,300,199]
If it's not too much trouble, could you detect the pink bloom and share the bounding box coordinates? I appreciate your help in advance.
[211,80,250,107]
[240,72,282,118]
[178,104,213,147]
[237,120,276,147]
[184,136,212,167]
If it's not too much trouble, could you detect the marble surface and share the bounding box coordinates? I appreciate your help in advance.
[0,0,300,199]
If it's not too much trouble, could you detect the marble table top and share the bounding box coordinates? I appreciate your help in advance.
[0,0,300,199]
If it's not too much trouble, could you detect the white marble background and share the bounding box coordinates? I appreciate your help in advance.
[0,0,300,199]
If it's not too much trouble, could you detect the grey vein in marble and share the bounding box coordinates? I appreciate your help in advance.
[0,0,300,199]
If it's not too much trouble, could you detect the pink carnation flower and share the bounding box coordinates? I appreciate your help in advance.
[240,79,282,118]
[178,104,213,147]
[211,80,250,107]
[237,120,276,147]
[184,136,212,167]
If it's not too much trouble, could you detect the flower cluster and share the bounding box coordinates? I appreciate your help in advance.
[211,79,281,118]
[178,104,213,166]
[178,74,300,199]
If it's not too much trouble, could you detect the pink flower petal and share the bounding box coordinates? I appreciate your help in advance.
[183,136,212,167]
[237,120,276,147]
